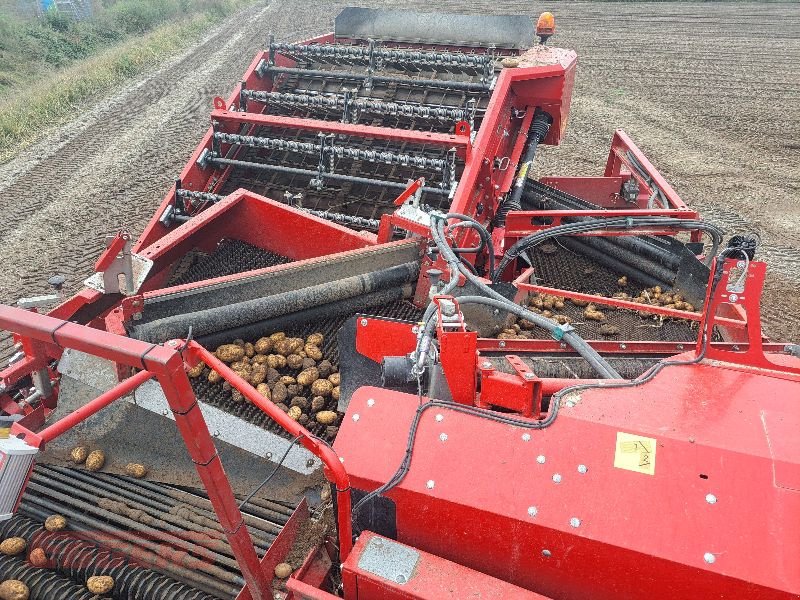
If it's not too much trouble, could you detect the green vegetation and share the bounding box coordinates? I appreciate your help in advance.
[0,0,251,161]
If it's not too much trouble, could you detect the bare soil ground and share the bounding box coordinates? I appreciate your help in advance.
[0,1,797,340]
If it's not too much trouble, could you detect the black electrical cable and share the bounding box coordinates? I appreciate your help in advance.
[239,435,302,511]
[491,216,724,283]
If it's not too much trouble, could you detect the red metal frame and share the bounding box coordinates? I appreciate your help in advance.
[0,305,356,600]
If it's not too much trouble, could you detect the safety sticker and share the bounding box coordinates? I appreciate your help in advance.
[614,431,657,475]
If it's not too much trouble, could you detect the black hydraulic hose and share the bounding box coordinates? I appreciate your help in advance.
[492,216,724,283]
[431,216,621,380]
[495,110,552,227]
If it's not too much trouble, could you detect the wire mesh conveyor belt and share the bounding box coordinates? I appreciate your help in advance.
[9,464,298,599]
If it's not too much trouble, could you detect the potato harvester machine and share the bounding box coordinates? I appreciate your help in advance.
[0,8,797,600]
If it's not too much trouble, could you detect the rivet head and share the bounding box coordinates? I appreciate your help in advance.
[499,341,506,348]
[569,517,581,528]
[704,552,716,564]
[541,549,552,558]
[577,464,588,474]
[435,414,444,422]
[527,506,538,517]
[352,413,360,422]
[524,372,535,380]
[439,433,448,442]
[426,480,435,489]
[367,398,375,407]
[552,473,562,483]
[706,493,717,504]
[213,430,220,437]
[397,574,407,584]
[360,318,368,326]
[522,433,531,442]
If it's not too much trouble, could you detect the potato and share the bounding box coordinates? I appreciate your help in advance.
[583,306,606,322]
[599,323,620,336]
[554,299,565,310]
[542,296,555,310]
[0,537,26,556]
[231,360,250,372]
[306,333,324,347]
[70,445,89,464]
[684,303,695,312]
[542,310,553,318]
[311,396,326,412]
[326,425,339,438]
[279,376,296,386]
[256,383,271,400]
[332,386,340,402]
[286,384,300,397]
[125,463,147,479]
[208,370,221,384]
[274,562,293,579]
[317,360,333,379]
[232,339,246,348]
[286,354,304,370]
[244,342,255,358]
[216,344,245,363]
[290,397,309,410]
[553,315,571,325]
[287,338,304,354]
[249,364,267,386]
[617,276,628,287]
[266,355,287,370]
[28,547,48,568]
[272,382,288,405]
[269,332,286,343]
[501,56,520,68]
[0,580,28,600]
[274,339,292,356]
[85,450,105,472]
[252,353,269,365]
[311,379,334,397]
[287,406,302,421]
[570,298,590,307]
[297,367,319,387]
[497,332,517,339]
[301,357,317,370]
[44,515,67,532]
[298,414,309,425]
[86,575,115,595]
[328,372,341,387]
[255,337,273,354]
[187,362,205,378]
[304,344,323,361]
[316,411,337,425]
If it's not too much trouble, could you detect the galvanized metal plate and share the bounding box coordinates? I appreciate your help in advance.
[335,8,534,49]
[357,535,419,585]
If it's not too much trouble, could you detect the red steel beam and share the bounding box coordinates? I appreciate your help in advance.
[211,109,468,150]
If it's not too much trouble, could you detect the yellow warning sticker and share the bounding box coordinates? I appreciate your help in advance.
[614,432,657,475]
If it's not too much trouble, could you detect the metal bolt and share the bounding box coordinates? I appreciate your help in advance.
[706,494,717,504]
[426,480,435,489]
[161,409,169,416]
[521,433,531,442]
[552,473,562,483]
[729,294,738,303]
[481,361,492,369]
[677,344,685,350]
[397,574,407,584]
[367,398,375,407]
[306,458,314,467]
[569,517,581,528]
[352,413,360,422]
[499,341,506,348]
[266,452,273,460]
[578,464,588,474]
[360,318,368,326]
[213,430,220,437]
[559,342,567,349]
[527,506,538,517]
[536,455,546,464]
[704,552,716,564]
[619,343,627,350]
[439,433,448,442]
[524,372,535,380]
[732,344,740,351]
[541,549,552,558]
[435,414,444,422]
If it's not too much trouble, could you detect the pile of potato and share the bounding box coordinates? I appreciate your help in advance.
[190,332,342,437]
[612,284,696,312]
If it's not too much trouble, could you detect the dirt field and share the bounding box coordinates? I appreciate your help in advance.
[0,1,797,341]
